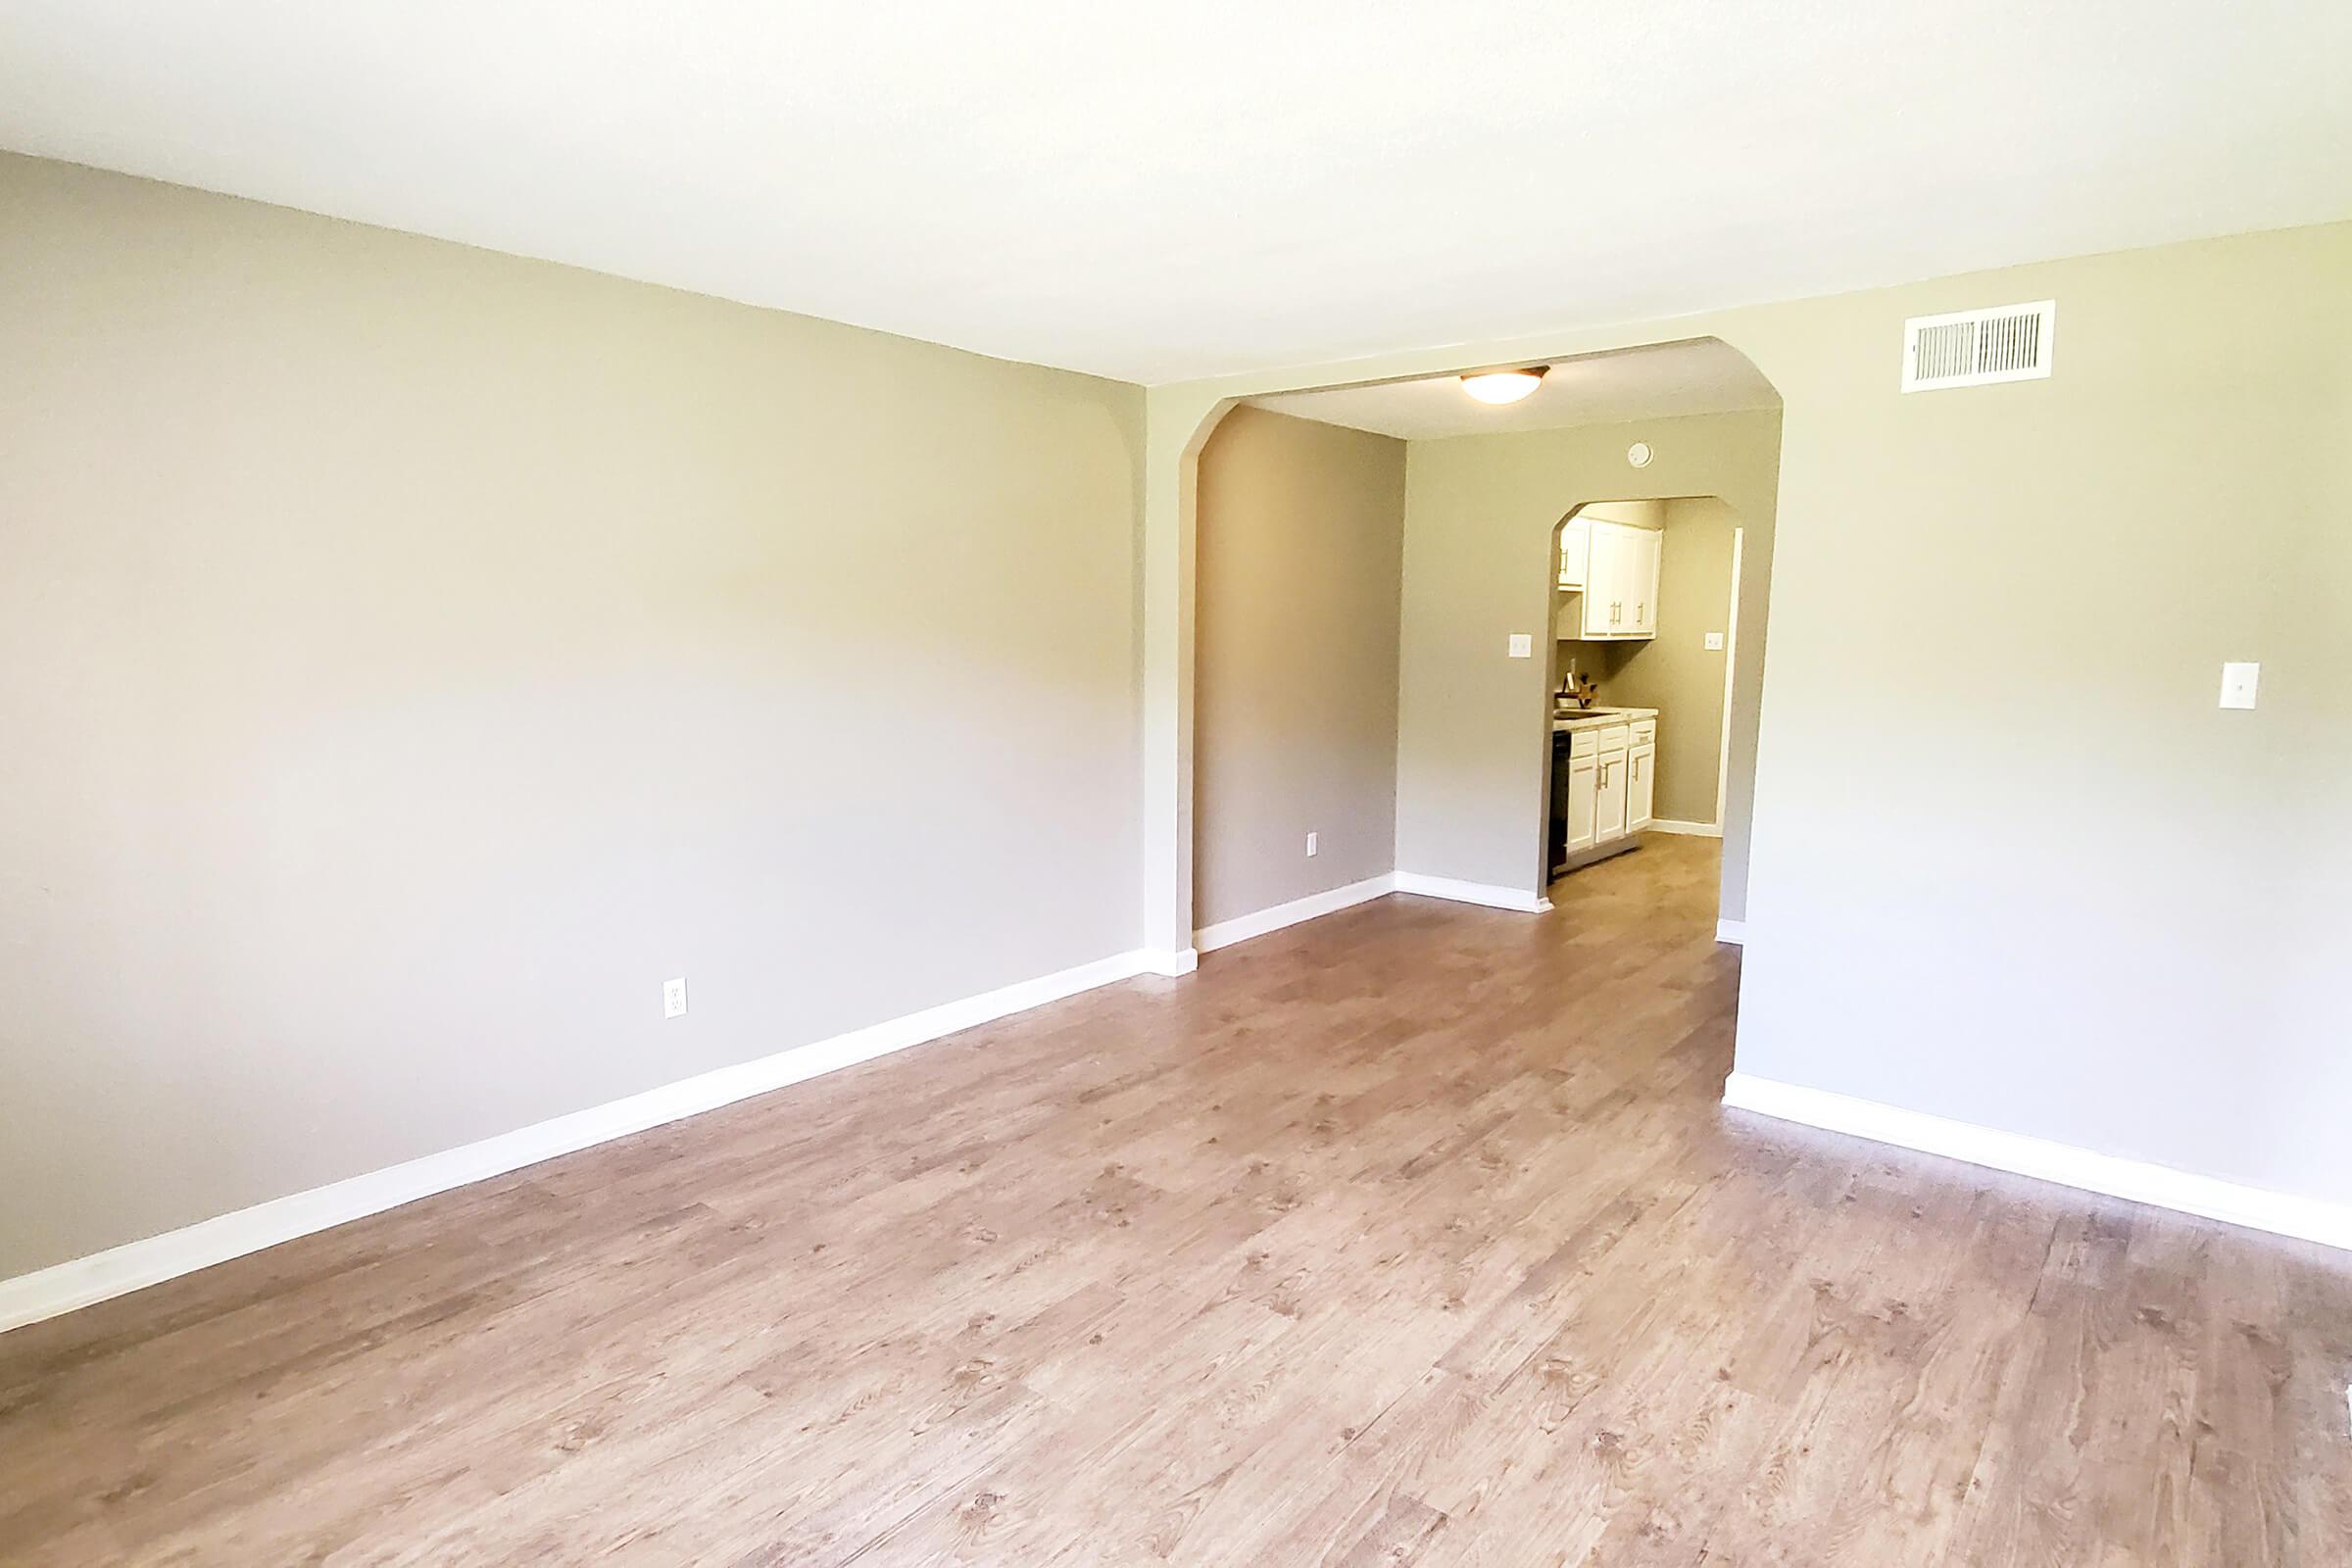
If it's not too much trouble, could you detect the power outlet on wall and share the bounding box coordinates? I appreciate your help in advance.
[1305,831,1318,858]
[662,977,688,1019]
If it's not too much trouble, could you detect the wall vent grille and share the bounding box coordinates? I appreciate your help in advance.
[1901,300,2055,391]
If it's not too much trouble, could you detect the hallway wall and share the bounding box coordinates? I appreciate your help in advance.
[1193,406,1406,929]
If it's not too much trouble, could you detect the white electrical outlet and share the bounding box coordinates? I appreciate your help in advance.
[1305,831,1318,858]
[2218,662,2260,710]
[662,977,688,1019]
[1704,631,1726,652]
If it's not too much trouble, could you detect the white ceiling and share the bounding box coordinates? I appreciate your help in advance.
[4,3,2347,384]
[1250,339,1778,440]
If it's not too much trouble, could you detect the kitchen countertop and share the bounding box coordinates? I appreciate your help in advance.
[1551,706,1657,733]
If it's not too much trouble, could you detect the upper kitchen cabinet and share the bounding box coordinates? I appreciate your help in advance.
[1629,523,1660,636]
[1576,519,1662,640]
[1556,517,1591,590]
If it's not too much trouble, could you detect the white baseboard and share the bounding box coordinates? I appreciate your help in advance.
[1393,871,1550,913]
[1715,918,1746,944]
[1647,819,1722,838]
[1141,947,1198,976]
[1722,1072,2352,1253]
[1196,873,1396,954]
[0,947,1163,1336]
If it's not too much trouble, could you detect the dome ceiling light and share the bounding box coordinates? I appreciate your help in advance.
[1459,367,1548,405]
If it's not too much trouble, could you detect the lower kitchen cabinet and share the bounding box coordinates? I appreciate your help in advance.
[1628,740,1656,831]
[1553,714,1661,875]
[1564,751,1597,855]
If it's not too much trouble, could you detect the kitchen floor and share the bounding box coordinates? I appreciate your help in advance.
[3,836,2346,1564]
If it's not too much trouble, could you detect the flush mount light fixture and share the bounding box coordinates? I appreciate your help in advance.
[1460,367,1547,405]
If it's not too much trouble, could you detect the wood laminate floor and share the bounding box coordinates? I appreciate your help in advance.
[4,837,2349,1564]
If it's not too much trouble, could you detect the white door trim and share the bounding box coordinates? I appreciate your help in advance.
[1715,524,1743,831]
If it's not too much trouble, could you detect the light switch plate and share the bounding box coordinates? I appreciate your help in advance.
[1704,632,1726,652]
[1507,633,1533,659]
[1304,831,1318,858]
[2219,662,2260,710]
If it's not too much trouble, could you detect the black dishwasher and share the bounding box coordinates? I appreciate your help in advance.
[1548,729,1572,877]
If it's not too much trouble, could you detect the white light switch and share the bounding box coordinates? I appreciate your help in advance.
[1704,632,1726,652]
[662,977,689,1018]
[1304,832,1318,858]
[1507,633,1533,659]
[2218,662,2260,710]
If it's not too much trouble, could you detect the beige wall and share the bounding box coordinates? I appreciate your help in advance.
[1193,407,1405,928]
[1152,218,2352,1215]
[0,154,1146,1278]
[1565,497,1740,827]
[1396,410,1783,913]
[1727,223,2352,1207]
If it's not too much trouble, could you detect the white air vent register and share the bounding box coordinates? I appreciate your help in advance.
[1901,300,2055,392]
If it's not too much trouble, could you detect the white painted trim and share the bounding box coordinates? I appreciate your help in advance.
[1722,1073,2352,1253]
[1394,871,1551,913]
[1141,947,1198,976]
[1715,918,1747,944]
[0,947,1162,1335]
[1647,819,1722,838]
[1716,524,1742,831]
[1195,873,1395,954]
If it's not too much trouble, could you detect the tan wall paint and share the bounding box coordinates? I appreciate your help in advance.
[1396,411,1782,910]
[1192,408,1404,928]
[1565,497,1740,826]
[1725,223,2352,1207]
[1147,220,2352,1214]
[0,154,1146,1277]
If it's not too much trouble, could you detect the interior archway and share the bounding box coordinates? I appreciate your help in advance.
[1175,338,1784,958]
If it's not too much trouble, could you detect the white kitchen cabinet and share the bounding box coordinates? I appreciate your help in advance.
[1628,528,1661,636]
[1554,715,1657,876]
[1564,753,1597,854]
[1576,520,1663,641]
[1628,742,1656,831]
[1556,518,1590,590]
[1580,524,1625,637]
[1593,734,1630,845]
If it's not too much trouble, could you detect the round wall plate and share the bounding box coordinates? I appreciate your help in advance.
[1626,441,1654,468]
